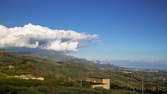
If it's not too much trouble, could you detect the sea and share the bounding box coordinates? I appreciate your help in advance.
[105,60,167,71]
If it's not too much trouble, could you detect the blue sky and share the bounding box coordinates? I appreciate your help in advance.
[0,0,167,62]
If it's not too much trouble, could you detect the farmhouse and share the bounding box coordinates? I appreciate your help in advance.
[86,77,110,90]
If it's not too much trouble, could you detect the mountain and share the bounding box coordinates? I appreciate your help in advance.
[0,49,167,94]
[0,49,123,79]
[2,47,124,72]
[0,50,112,94]
[3,47,94,62]
[0,50,90,79]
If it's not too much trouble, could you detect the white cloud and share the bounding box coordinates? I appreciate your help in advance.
[0,24,98,51]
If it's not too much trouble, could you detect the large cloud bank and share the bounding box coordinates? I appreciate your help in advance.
[0,24,98,51]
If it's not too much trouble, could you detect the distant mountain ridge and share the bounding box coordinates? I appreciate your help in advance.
[2,47,124,71]
[0,49,141,79]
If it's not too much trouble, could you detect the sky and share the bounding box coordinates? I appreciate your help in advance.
[0,0,167,63]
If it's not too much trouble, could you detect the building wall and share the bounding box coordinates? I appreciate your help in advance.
[92,84,104,89]
[102,79,110,90]
[13,75,44,80]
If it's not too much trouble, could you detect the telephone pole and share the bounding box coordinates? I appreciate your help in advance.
[142,79,144,94]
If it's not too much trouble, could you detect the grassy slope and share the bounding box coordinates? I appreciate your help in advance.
[0,50,167,94]
[0,50,91,79]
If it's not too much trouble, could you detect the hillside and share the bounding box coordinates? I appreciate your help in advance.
[0,50,167,94]
[0,50,91,79]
